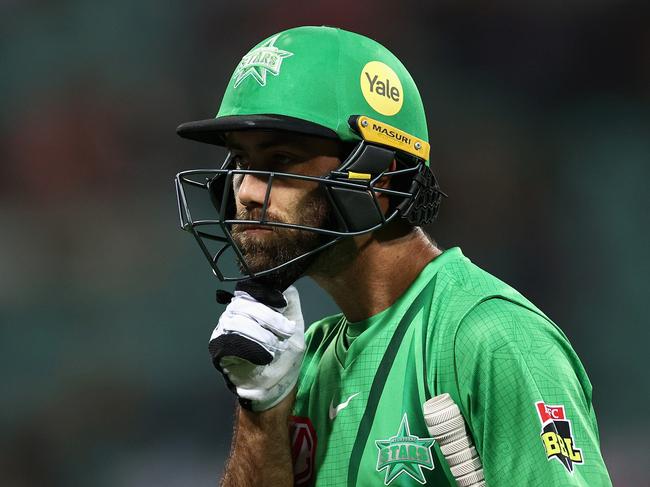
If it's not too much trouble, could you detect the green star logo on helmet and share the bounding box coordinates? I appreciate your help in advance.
[233,34,294,88]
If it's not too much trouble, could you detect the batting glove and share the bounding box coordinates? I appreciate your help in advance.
[209,283,305,411]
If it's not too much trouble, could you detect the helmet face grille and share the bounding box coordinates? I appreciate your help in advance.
[175,141,442,282]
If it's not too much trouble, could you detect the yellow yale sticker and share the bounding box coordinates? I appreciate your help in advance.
[355,116,430,161]
[360,61,404,116]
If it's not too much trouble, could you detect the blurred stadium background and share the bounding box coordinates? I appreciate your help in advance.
[1,1,648,485]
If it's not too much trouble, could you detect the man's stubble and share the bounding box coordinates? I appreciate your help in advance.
[231,187,343,290]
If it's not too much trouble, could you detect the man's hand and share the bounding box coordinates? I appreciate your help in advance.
[209,285,305,411]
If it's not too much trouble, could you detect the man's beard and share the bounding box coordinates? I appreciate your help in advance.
[230,188,333,290]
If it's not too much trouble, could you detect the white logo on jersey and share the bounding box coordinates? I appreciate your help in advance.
[329,393,360,420]
[375,413,435,484]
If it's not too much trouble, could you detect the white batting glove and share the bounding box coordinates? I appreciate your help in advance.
[209,285,305,411]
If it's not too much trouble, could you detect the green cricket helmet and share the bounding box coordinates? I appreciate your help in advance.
[175,26,444,282]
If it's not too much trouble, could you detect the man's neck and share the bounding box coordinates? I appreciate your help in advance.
[309,226,442,323]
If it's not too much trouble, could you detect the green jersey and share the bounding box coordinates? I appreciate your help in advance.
[290,247,611,486]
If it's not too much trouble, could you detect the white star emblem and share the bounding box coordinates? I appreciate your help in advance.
[233,34,294,88]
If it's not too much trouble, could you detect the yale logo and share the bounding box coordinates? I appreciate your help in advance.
[360,61,404,116]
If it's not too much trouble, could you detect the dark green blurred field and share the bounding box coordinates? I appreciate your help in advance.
[1,1,648,485]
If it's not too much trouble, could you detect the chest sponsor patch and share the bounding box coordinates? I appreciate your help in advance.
[375,413,435,485]
[289,416,317,485]
[535,401,584,473]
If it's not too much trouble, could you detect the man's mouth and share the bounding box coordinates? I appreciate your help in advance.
[234,223,275,233]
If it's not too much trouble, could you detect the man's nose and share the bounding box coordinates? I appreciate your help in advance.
[236,173,270,209]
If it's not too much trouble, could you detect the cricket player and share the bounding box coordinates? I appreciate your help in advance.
[175,26,612,486]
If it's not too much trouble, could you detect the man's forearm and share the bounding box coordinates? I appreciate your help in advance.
[221,393,295,487]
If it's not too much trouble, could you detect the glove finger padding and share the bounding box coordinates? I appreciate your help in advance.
[282,286,304,328]
[226,294,296,339]
[209,290,294,366]
[209,333,274,367]
[209,285,305,411]
[215,310,288,354]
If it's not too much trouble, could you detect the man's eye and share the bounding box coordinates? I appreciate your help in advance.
[272,153,298,165]
[231,154,249,169]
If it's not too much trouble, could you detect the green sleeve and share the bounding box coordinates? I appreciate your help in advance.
[454,298,612,486]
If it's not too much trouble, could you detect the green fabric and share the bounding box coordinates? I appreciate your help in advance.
[216,26,429,157]
[293,247,612,486]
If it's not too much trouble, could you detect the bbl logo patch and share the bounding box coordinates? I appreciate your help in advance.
[535,401,584,473]
[360,61,404,116]
[233,34,293,88]
[375,413,435,485]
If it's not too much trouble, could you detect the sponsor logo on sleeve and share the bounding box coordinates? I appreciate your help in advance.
[375,413,435,485]
[233,34,293,88]
[290,416,317,485]
[360,61,404,116]
[535,401,584,473]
